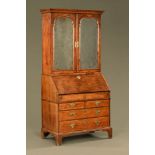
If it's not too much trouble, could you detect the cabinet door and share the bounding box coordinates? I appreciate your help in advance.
[78,15,100,71]
[52,14,76,72]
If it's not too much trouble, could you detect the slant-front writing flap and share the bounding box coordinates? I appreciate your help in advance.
[52,72,110,94]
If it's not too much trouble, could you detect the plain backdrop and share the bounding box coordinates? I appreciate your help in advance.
[27,0,128,155]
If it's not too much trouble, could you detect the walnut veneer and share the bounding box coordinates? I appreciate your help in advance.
[40,8,112,145]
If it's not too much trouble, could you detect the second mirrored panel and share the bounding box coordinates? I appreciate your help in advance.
[79,18,98,69]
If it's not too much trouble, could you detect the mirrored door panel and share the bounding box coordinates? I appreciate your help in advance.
[79,18,98,69]
[53,17,74,70]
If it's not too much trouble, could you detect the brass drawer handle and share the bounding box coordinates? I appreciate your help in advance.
[69,103,76,107]
[95,120,100,126]
[69,123,76,128]
[96,110,100,115]
[76,75,81,79]
[69,112,76,116]
[95,101,101,106]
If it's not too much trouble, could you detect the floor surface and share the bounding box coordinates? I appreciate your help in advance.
[27,127,128,155]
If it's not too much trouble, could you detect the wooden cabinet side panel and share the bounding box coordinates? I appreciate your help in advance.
[42,13,51,74]
[42,101,58,132]
[49,103,58,132]
[42,75,50,100]
[49,77,58,102]
[42,75,58,102]
[42,101,50,129]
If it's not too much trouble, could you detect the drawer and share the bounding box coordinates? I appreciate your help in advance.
[85,100,109,108]
[59,109,85,121]
[59,117,110,133]
[59,102,84,110]
[59,107,109,121]
[85,92,110,100]
[85,107,109,118]
[86,117,109,129]
[59,94,84,102]
[59,119,86,133]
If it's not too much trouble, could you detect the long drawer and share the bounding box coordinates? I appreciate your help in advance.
[59,107,109,121]
[59,117,109,133]
[59,92,110,102]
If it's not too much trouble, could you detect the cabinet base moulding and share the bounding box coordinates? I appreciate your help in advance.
[41,127,112,145]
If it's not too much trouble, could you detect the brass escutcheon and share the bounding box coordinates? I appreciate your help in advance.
[70,123,75,128]
[95,101,101,106]
[69,103,75,107]
[95,120,100,126]
[69,112,76,116]
[76,75,81,79]
[96,110,100,115]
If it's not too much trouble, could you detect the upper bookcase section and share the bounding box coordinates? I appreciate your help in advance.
[41,8,104,75]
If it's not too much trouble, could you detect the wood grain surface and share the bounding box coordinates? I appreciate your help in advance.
[41,8,112,145]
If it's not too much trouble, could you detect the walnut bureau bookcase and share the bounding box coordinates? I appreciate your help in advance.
[40,8,112,145]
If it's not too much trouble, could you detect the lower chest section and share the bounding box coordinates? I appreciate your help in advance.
[42,92,111,134]
[58,93,110,134]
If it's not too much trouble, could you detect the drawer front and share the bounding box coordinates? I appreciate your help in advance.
[86,117,109,129]
[86,107,109,118]
[85,100,109,108]
[59,102,84,110]
[59,94,84,102]
[59,107,109,121]
[59,117,110,133]
[85,92,110,100]
[59,109,85,121]
[59,119,86,133]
